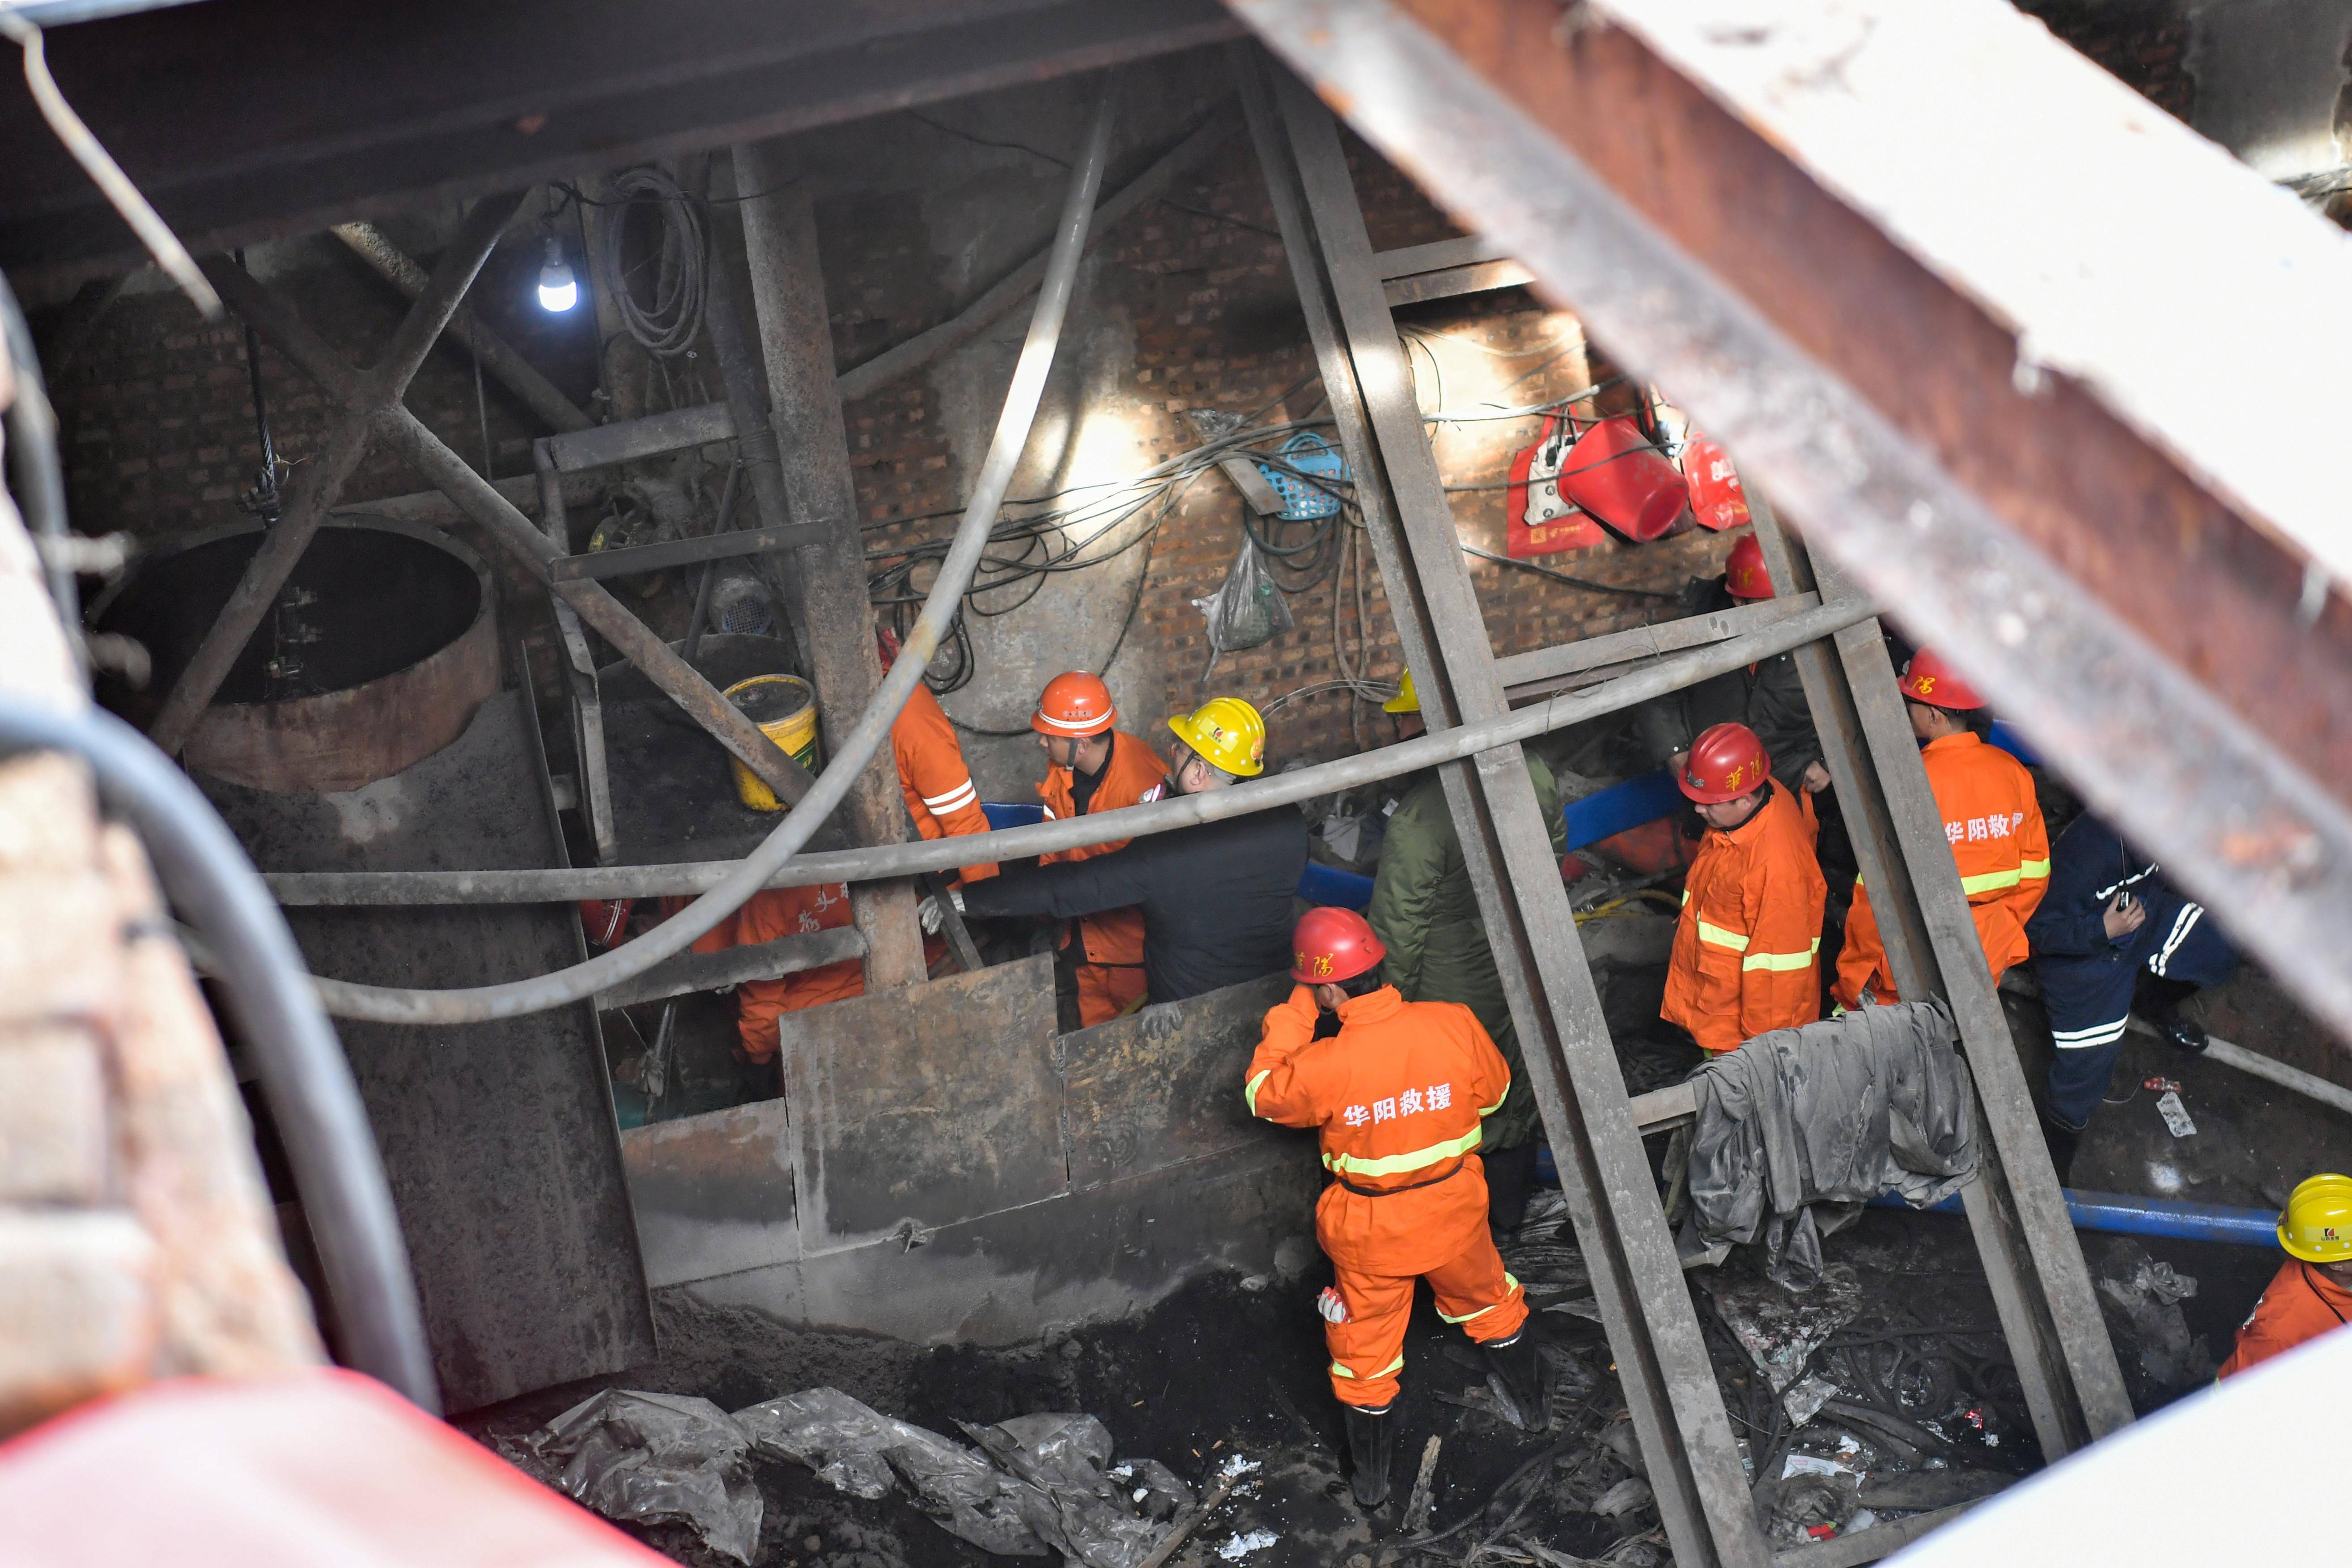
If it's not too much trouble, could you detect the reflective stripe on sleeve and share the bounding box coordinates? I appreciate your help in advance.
[1959,866,2024,895]
[1696,918,1750,952]
[1481,1068,1510,1118]
[1245,1068,1272,1117]
[2019,857,2051,880]
[921,778,978,813]
[1324,1125,1483,1178]
[1741,937,1821,973]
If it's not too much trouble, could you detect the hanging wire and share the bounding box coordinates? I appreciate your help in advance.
[590,166,708,358]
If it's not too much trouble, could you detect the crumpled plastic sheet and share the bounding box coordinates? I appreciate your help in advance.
[735,1387,1043,1556]
[734,1389,1191,1566]
[962,1413,1194,1568]
[523,1390,762,1564]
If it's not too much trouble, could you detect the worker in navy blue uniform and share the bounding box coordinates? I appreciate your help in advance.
[2029,810,2236,1180]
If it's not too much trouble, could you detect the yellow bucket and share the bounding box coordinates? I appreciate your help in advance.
[723,673,820,812]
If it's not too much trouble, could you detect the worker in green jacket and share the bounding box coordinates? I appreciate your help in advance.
[1364,672,1566,1233]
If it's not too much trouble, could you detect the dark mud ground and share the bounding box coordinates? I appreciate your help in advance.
[464,970,2351,1567]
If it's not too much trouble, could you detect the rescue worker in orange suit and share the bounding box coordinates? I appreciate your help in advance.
[701,632,999,1065]
[1661,722,1828,1054]
[1834,650,2049,1011]
[1029,671,1169,1026]
[2220,1173,2352,1378]
[1246,907,1547,1509]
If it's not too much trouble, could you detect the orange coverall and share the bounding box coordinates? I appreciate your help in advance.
[1661,778,1827,1054]
[1246,984,1526,1409]
[2218,1260,2352,1378]
[1835,731,2049,1010]
[1038,729,1168,1025]
[719,685,998,1062]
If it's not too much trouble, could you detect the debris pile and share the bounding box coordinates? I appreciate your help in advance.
[519,1390,764,1564]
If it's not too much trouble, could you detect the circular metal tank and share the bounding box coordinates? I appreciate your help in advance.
[93,518,500,793]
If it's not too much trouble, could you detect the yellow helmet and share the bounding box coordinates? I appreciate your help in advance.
[2280,1173,2352,1263]
[1382,670,1420,715]
[1167,696,1267,778]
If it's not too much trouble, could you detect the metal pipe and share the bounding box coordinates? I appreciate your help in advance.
[267,593,1877,909]
[304,75,1122,1026]
[1875,1186,2280,1248]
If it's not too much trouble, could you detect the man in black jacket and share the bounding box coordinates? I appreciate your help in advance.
[957,697,1308,1008]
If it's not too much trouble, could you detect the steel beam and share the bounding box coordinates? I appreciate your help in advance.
[733,155,927,991]
[547,523,826,583]
[1237,48,1765,1568]
[149,192,522,754]
[1747,496,2132,1456]
[1226,0,2352,1051]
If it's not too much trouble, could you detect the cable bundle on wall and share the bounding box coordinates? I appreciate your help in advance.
[593,166,709,358]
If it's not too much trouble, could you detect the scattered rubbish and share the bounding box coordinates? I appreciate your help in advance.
[1782,1452,1856,1481]
[521,1390,762,1565]
[1214,1453,1261,1484]
[2093,1237,2216,1398]
[963,1413,1193,1568]
[1781,1373,1838,1428]
[1216,1530,1279,1561]
[1703,1261,1863,1392]
[1401,1436,1443,1534]
[1137,1474,1240,1568]
[735,1388,1042,1556]
[1770,1467,1860,1546]
[1846,1507,1878,1533]
[1594,1476,1653,1517]
[2142,1076,2181,1094]
[2156,1089,2198,1139]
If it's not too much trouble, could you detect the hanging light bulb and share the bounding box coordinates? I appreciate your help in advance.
[537,232,577,313]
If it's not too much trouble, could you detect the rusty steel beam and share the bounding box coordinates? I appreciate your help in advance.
[201,256,818,810]
[1227,0,2352,1045]
[150,191,523,755]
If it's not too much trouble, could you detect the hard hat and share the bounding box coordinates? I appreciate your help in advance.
[1032,671,1117,738]
[1292,905,1387,984]
[1167,696,1266,778]
[1724,534,1774,600]
[1382,670,1420,715]
[1679,722,1771,804]
[1898,649,1987,710]
[2279,1173,2352,1263]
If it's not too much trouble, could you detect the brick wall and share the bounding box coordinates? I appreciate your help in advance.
[2012,0,2196,122]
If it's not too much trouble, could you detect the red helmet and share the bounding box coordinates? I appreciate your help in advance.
[1292,906,1387,985]
[1898,649,1987,710]
[1032,671,1117,738]
[1680,722,1770,804]
[1724,534,1774,600]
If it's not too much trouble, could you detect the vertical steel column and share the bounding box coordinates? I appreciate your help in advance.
[1746,496,2132,1455]
[1235,47,1766,1568]
[730,152,927,991]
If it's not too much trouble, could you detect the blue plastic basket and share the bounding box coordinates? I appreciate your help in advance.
[1256,432,1347,520]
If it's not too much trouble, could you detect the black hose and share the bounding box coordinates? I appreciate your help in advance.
[0,697,438,1412]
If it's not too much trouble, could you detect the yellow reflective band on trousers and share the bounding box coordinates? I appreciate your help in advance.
[1331,1354,1406,1381]
[1741,937,1821,973]
[1438,1274,1521,1324]
[1245,1068,1272,1117]
[1696,918,1750,952]
[1323,1125,1484,1178]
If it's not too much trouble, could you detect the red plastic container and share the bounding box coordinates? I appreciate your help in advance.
[1681,433,1751,532]
[1560,417,1689,541]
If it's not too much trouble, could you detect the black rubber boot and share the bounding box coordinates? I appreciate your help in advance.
[2040,1112,2082,1186]
[1482,1330,1550,1433]
[1485,1140,1540,1235]
[1343,1403,1394,1509]
[2137,975,2208,1054]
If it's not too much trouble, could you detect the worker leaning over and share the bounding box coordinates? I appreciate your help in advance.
[711,630,999,1064]
[1661,722,1827,1054]
[1246,907,1547,1510]
[1028,671,1168,1026]
[1366,670,1564,1231]
[2219,1174,2352,1378]
[955,697,1307,1006]
[2027,808,2237,1181]
[1834,650,2048,1010]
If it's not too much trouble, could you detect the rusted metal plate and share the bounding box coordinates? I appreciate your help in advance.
[619,1099,798,1290]
[1060,973,1291,1189]
[201,691,654,1412]
[780,954,1064,1250]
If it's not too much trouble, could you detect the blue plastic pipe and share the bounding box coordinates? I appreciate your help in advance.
[1867,1186,2280,1248]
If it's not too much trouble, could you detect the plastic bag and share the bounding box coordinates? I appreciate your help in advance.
[961,1414,1193,1568]
[523,1390,762,1564]
[734,1388,1045,1556]
[1193,535,1294,658]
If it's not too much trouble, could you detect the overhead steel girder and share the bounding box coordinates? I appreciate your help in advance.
[1235,48,1766,1568]
[1227,0,2352,1048]
[0,0,1239,284]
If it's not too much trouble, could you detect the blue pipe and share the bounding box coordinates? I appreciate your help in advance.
[1868,1186,2280,1248]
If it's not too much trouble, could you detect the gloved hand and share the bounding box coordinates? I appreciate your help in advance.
[1316,1286,1350,1324]
[918,888,965,934]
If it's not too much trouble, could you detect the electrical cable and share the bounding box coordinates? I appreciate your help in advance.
[592,166,708,358]
[0,697,437,1411]
[304,74,1123,1025]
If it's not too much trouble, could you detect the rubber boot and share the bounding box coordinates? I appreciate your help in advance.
[2040,1111,2081,1186]
[1343,1402,1394,1509]
[1482,1330,1549,1433]
[2137,975,2208,1054]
